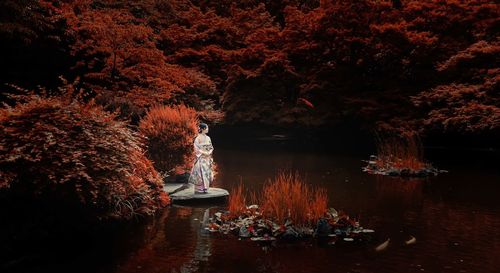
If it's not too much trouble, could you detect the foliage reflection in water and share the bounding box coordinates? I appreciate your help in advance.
[7,147,500,273]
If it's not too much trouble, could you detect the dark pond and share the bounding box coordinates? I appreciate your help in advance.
[7,134,500,273]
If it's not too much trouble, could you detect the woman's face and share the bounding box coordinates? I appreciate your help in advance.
[203,127,209,134]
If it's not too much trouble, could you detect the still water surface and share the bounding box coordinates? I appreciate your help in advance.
[24,144,500,273]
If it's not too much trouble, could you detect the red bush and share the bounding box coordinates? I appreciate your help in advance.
[139,104,198,174]
[0,90,169,220]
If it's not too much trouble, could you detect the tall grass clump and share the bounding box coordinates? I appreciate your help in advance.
[139,104,198,175]
[260,171,328,226]
[228,183,247,217]
[374,130,427,171]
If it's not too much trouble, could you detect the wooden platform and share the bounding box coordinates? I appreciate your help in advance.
[163,183,229,202]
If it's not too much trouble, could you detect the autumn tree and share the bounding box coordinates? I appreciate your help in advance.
[412,40,500,135]
[2,0,498,136]
[158,1,310,125]
[273,0,499,130]
[57,0,216,122]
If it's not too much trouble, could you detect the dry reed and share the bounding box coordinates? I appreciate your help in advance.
[260,171,328,226]
[228,183,247,217]
[226,172,329,226]
[375,131,427,171]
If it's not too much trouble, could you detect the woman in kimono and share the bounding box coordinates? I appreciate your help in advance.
[188,123,214,193]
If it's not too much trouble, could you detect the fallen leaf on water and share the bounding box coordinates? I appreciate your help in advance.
[405,236,416,245]
[375,238,390,252]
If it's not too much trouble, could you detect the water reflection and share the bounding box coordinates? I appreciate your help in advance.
[112,206,214,273]
[16,147,498,273]
[175,207,212,273]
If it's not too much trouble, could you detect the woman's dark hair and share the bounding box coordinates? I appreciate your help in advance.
[198,122,208,133]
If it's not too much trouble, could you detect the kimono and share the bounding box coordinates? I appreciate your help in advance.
[188,135,214,193]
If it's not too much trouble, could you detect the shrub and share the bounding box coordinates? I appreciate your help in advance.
[139,104,198,175]
[0,92,170,221]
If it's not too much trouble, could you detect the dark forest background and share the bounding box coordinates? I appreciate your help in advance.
[1,0,499,145]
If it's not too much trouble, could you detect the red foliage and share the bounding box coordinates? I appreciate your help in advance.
[156,0,498,128]
[3,0,498,137]
[412,40,500,133]
[57,0,216,120]
[226,171,328,225]
[267,0,497,129]
[228,183,247,217]
[156,1,307,124]
[139,104,198,174]
[0,86,169,220]
[373,129,428,171]
[260,171,328,226]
